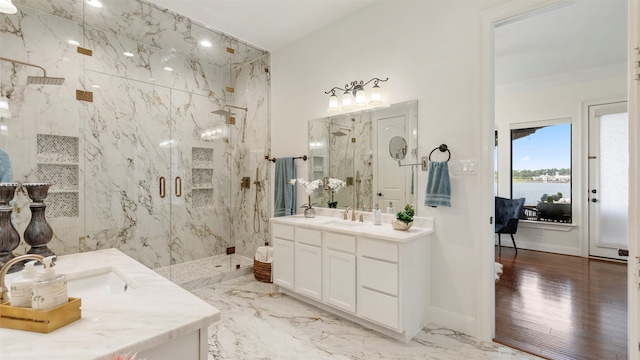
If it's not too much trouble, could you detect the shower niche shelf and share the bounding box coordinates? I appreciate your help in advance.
[192,147,214,208]
[36,134,79,218]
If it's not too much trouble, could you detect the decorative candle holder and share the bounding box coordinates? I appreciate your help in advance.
[0,183,19,206]
[0,183,21,272]
[0,205,22,273]
[22,183,55,258]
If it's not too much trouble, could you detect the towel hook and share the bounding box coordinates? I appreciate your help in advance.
[428,144,451,162]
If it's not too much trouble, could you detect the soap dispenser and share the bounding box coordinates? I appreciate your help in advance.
[373,203,382,225]
[31,256,68,310]
[9,261,38,307]
[387,201,395,214]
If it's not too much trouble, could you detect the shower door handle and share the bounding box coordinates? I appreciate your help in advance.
[175,176,182,197]
[159,177,166,198]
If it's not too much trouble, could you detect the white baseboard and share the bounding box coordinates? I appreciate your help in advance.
[428,305,478,338]
[495,240,581,256]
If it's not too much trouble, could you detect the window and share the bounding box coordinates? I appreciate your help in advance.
[511,121,572,223]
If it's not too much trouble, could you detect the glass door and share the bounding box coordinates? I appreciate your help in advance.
[588,101,629,260]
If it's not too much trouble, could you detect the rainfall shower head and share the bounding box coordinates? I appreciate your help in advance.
[331,128,351,137]
[212,109,235,117]
[0,57,65,86]
[27,76,65,86]
[211,104,247,118]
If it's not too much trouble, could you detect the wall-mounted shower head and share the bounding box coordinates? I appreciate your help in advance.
[212,109,235,117]
[0,57,65,86]
[27,76,65,86]
[331,128,351,137]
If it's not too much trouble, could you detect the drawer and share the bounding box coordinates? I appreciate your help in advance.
[295,227,322,247]
[358,286,399,330]
[324,232,356,253]
[360,257,398,295]
[359,237,398,262]
[272,223,294,240]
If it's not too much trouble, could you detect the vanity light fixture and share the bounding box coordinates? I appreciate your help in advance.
[325,77,388,112]
[0,0,16,14]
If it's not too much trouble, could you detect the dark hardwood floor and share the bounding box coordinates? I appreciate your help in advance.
[494,247,628,360]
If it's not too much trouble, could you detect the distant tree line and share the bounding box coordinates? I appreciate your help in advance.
[512,168,571,180]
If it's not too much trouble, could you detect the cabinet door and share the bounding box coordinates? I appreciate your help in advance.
[295,243,322,300]
[273,238,294,290]
[323,249,356,313]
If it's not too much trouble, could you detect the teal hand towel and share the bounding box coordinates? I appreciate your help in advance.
[424,161,451,208]
[0,149,12,182]
[274,158,296,217]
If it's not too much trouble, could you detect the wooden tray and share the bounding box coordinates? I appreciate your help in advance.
[0,297,81,333]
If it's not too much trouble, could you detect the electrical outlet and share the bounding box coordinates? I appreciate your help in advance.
[226,246,235,255]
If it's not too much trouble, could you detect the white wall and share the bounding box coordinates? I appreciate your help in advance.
[496,76,626,255]
[272,0,504,337]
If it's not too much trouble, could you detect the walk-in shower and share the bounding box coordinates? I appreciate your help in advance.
[0,57,65,85]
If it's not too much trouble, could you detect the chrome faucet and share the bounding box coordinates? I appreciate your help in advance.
[0,254,46,304]
[343,207,352,220]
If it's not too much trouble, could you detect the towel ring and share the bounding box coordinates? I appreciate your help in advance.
[428,144,451,162]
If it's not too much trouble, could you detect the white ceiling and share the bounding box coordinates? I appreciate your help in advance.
[146,0,628,90]
[146,0,378,51]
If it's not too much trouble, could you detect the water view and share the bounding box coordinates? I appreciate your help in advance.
[511,182,571,205]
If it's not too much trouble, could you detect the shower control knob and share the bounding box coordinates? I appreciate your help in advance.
[591,198,598,203]
[591,189,597,194]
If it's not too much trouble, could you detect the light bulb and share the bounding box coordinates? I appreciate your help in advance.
[327,94,339,112]
[341,91,354,110]
[369,84,382,105]
[355,88,367,107]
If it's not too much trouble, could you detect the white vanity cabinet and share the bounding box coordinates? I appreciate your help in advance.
[323,232,357,313]
[272,223,295,290]
[270,216,432,343]
[294,228,323,300]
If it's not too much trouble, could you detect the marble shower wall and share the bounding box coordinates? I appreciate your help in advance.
[0,0,269,269]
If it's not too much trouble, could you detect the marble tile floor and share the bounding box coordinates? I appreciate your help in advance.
[155,254,254,291]
[191,275,543,360]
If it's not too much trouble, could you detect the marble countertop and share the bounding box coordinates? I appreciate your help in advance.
[1,248,220,359]
[270,210,434,243]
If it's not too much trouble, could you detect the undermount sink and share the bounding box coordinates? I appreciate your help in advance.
[66,267,129,299]
[322,220,365,227]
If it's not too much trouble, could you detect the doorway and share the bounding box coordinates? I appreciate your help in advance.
[588,102,629,260]
[489,0,629,357]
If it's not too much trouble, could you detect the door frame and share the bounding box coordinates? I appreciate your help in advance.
[584,99,628,260]
[480,0,638,355]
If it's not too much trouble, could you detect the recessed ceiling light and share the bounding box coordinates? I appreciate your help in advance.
[200,40,212,48]
[86,0,102,8]
[123,52,134,57]
[91,84,101,89]
[163,66,173,72]
[67,39,80,46]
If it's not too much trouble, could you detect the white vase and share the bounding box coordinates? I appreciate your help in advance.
[304,208,316,218]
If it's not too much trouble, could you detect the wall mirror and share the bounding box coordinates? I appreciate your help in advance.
[308,100,418,211]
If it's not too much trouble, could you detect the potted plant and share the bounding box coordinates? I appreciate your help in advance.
[325,177,346,208]
[290,178,323,218]
[392,204,415,231]
[536,192,571,222]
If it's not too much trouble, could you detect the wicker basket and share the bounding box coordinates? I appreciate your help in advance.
[253,258,272,283]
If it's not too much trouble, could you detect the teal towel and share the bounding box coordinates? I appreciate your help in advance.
[274,158,296,217]
[0,149,12,182]
[424,161,451,208]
